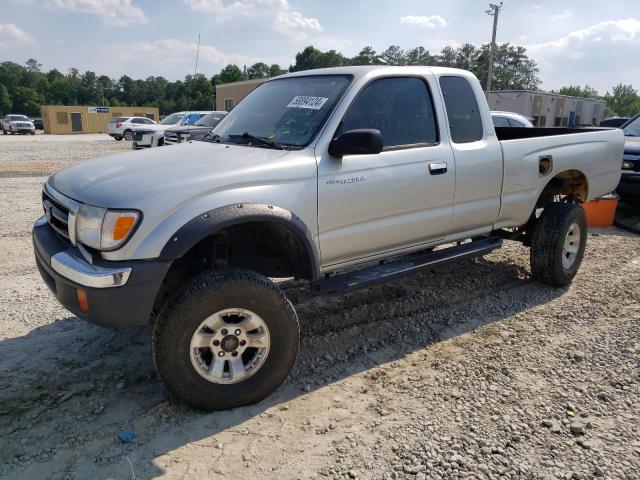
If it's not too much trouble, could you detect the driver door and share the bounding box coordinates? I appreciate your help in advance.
[317,76,455,267]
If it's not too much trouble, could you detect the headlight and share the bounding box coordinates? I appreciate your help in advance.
[76,205,140,250]
[622,161,634,170]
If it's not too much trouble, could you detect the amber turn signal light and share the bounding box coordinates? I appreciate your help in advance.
[76,288,89,313]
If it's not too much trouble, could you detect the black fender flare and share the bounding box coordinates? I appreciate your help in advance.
[158,203,320,280]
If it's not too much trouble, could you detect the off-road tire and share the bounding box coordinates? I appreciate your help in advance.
[530,202,587,287]
[123,130,133,141]
[153,269,299,411]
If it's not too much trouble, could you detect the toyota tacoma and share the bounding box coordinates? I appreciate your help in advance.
[33,66,624,410]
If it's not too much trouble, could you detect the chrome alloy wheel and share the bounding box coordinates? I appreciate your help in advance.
[189,308,271,384]
[562,222,581,270]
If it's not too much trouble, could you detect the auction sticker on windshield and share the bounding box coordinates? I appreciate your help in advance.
[287,96,329,110]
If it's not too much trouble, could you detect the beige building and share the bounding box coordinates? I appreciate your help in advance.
[41,105,160,134]
[215,78,267,111]
[488,91,606,127]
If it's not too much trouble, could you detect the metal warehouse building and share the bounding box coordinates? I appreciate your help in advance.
[215,78,266,111]
[487,91,606,127]
[40,105,160,134]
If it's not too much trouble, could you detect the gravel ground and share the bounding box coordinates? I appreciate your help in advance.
[0,135,639,480]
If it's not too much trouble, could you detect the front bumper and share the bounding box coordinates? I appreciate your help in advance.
[33,217,171,329]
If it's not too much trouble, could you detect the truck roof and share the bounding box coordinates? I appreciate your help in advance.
[277,65,476,81]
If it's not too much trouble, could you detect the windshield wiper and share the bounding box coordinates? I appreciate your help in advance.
[232,132,283,150]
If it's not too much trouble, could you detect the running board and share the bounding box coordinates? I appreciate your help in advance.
[313,236,503,294]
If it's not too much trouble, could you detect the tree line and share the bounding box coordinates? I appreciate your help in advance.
[0,44,637,118]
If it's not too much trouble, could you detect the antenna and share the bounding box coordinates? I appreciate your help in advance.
[187,33,202,141]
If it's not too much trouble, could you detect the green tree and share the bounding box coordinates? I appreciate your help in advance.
[216,64,244,84]
[604,84,639,117]
[404,47,435,66]
[12,87,41,116]
[351,46,377,65]
[0,83,12,115]
[290,46,349,71]
[552,85,600,99]
[25,58,42,73]
[380,45,405,65]
[246,62,270,79]
[268,64,287,77]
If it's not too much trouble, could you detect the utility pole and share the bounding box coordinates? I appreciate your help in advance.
[485,2,503,95]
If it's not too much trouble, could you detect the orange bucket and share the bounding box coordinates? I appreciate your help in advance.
[582,194,619,227]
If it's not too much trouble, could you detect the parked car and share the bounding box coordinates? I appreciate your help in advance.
[30,117,44,130]
[33,66,623,411]
[1,114,35,135]
[600,117,630,128]
[107,116,156,141]
[131,111,213,149]
[491,111,534,128]
[163,112,227,145]
[618,113,640,204]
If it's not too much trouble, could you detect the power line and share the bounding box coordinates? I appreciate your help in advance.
[485,2,503,95]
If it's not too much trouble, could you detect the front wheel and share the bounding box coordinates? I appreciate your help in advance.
[530,202,587,287]
[153,269,299,411]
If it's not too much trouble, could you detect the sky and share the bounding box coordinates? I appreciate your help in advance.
[1,0,639,93]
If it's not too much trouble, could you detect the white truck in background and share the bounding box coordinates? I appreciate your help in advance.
[33,66,623,411]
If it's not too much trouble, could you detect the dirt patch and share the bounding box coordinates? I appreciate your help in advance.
[1,138,638,479]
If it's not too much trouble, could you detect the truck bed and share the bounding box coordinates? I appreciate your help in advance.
[494,127,624,229]
[495,127,608,141]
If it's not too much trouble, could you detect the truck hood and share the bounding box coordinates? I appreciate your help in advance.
[49,141,290,209]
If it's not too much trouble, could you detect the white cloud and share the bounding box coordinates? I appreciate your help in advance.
[550,9,573,22]
[107,38,289,77]
[526,18,640,91]
[42,0,147,26]
[400,15,447,29]
[184,0,322,38]
[0,23,38,49]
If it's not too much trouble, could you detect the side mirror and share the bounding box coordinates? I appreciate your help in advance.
[328,129,383,157]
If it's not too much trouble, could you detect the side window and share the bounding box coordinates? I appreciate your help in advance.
[492,116,510,128]
[507,118,525,127]
[144,118,154,124]
[131,118,144,124]
[439,76,483,143]
[340,77,438,148]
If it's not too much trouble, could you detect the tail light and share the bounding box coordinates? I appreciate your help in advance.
[115,123,122,128]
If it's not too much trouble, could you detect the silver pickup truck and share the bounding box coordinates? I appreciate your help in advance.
[33,66,623,410]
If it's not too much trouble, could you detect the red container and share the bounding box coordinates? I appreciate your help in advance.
[582,194,619,227]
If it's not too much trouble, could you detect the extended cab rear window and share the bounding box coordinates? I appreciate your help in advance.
[439,76,483,143]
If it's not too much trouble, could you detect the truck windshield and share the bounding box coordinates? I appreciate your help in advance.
[160,113,185,125]
[212,75,352,148]
[623,115,640,137]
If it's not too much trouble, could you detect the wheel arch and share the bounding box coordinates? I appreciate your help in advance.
[536,168,589,207]
[159,203,320,281]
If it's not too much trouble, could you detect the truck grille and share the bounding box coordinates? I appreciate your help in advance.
[43,189,70,239]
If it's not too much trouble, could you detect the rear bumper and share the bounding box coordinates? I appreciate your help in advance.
[32,217,171,329]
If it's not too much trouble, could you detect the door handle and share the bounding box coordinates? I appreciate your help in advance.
[428,162,448,175]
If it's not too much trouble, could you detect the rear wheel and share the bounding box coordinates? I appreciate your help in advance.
[153,269,299,411]
[530,202,587,286]
[123,130,133,141]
